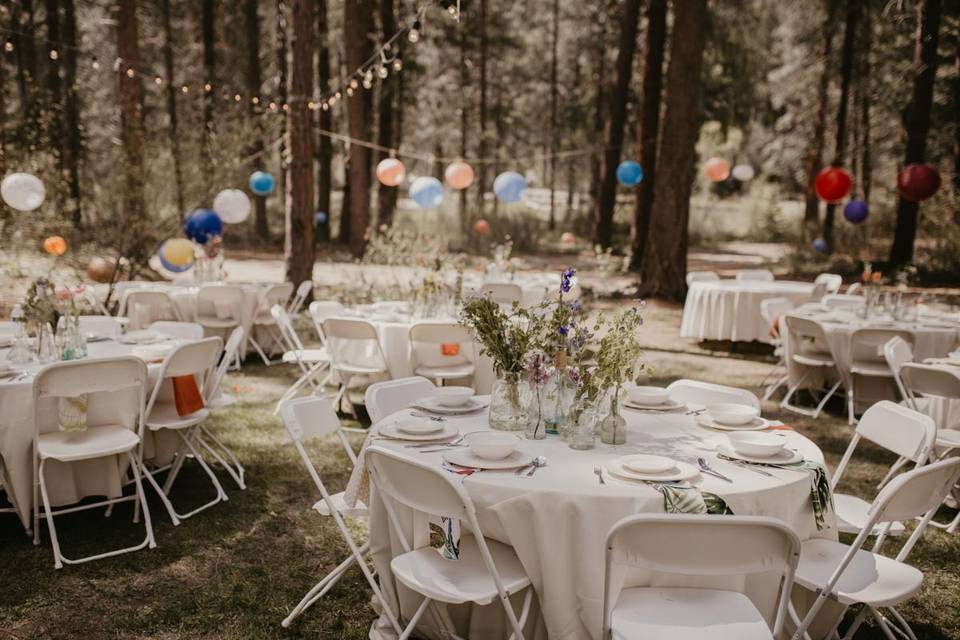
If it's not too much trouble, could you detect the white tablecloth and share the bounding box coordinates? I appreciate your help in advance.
[681,280,816,343]
[355,405,834,640]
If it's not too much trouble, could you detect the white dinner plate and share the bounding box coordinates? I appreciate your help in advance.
[377,423,459,442]
[620,454,677,474]
[622,398,685,412]
[716,443,804,465]
[604,459,699,483]
[397,421,444,435]
[697,414,770,431]
[120,330,166,345]
[442,449,533,470]
[410,396,490,415]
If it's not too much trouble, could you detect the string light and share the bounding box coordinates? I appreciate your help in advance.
[392,57,403,72]
[252,96,260,105]
[125,67,135,78]
[3,41,13,53]
[234,93,242,102]
[349,78,359,90]
[154,76,163,85]
[321,102,330,111]
[408,20,421,43]
[49,49,58,61]
[377,65,388,80]
[346,86,354,97]
[204,83,212,92]
[91,57,100,70]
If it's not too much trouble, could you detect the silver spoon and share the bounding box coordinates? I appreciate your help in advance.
[526,456,547,477]
[410,411,446,422]
[717,454,774,477]
[697,457,733,483]
[593,465,606,485]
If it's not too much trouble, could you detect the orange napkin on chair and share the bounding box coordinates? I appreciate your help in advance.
[441,343,461,356]
[173,375,205,416]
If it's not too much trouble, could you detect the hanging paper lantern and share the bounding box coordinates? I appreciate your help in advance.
[493,171,527,203]
[376,158,407,187]
[248,170,275,196]
[704,158,731,182]
[444,161,475,190]
[213,188,251,224]
[616,161,643,187]
[85,257,115,283]
[1,172,45,211]
[561,231,576,246]
[43,235,67,256]
[814,167,853,203]
[897,163,941,202]
[161,238,196,267]
[732,164,755,182]
[409,176,445,208]
[843,200,869,224]
[184,208,223,245]
[473,218,490,235]
[812,238,827,253]
[314,211,328,225]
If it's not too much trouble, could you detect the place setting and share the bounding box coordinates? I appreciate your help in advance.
[439,433,542,476]
[694,402,772,431]
[620,383,686,413]
[407,386,490,416]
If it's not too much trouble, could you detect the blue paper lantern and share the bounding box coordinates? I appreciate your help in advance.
[184,208,224,245]
[616,161,643,187]
[409,176,445,208]
[159,243,194,273]
[843,200,869,224]
[249,171,275,196]
[812,238,827,253]
[493,171,527,203]
[315,211,328,225]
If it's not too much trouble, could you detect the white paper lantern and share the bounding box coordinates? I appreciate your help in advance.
[1,172,45,211]
[213,188,252,224]
[731,164,755,182]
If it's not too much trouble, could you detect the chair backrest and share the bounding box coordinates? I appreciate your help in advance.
[900,363,960,404]
[322,318,387,371]
[271,304,306,352]
[364,376,436,424]
[258,282,295,316]
[685,271,719,286]
[782,314,833,358]
[288,280,314,315]
[760,297,794,326]
[822,294,865,310]
[79,287,111,315]
[148,320,205,340]
[666,379,760,410]
[883,336,915,400]
[308,300,346,342]
[603,514,800,640]
[366,445,473,523]
[145,337,222,416]
[76,315,122,338]
[203,326,245,401]
[409,322,473,368]
[280,396,358,500]
[124,290,181,329]
[850,328,914,365]
[814,273,843,293]
[480,282,523,305]
[845,282,862,295]
[735,269,774,282]
[196,284,245,322]
[809,281,828,301]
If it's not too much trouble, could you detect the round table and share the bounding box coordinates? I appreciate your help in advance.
[352,402,834,640]
[681,280,816,343]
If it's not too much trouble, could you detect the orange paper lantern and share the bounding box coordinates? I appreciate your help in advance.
[43,235,67,256]
[376,158,406,187]
[444,161,475,190]
[473,218,490,235]
[85,257,115,283]
[704,157,731,182]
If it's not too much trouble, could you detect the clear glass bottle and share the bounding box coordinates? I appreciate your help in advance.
[568,397,598,450]
[488,375,529,431]
[599,386,627,445]
[6,305,32,364]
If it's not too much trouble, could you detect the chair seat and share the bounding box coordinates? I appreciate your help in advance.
[414,364,476,379]
[610,587,772,640]
[936,429,960,450]
[146,403,209,430]
[282,349,329,364]
[312,491,367,519]
[795,539,923,607]
[390,534,530,606]
[334,363,388,376]
[197,317,239,329]
[834,493,905,537]
[850,360,893,377]
[792,353,835,367]
[38,424,140,462]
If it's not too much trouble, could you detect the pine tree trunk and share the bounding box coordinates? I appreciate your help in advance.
[61,0,81,227]
[116,0,147,263]
[548,0,559,231]
[593,0,640,249]
[343,0,375,257]
[275,0,288,217]
[638,0,708,301]
[458,20,469,231]
[629,0,667,272]
[889,0,942,265]
[160,0,185,217]
[13,0,38,148]
[244,0,269,241]
[823,0,860,252]
[476,0,488,214]
[589,20,606,209]
[375,0,398,229]
[316,0,332,242]
[44,0,62,213]
[955,27,959,200]
[199,0,215,196]
[284,0,316,285]
[857,3,872,204]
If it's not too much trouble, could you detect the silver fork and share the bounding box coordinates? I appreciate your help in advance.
[697,457,733,483]
[717,454,774,477]
[593,465,606,485]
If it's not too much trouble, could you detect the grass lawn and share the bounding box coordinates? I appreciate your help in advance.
[2,349,958,639]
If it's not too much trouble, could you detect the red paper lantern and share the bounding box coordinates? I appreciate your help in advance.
[814,167,852,203]
[86,257,115,283]
[897,163,941,202]
[473,218,490,235]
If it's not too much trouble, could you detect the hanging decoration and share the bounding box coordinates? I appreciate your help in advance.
[897,163,941,202]
[732,164,755,182]
[493,171,527,203]
[315,211,328,225]
[43,235,67,256]
[161,238,197,267]
[249,171,275,196]
[616,161,643,187]
[843,200,869,224]
[184,209,223,245]
[410,176,445,208]
[814,167,852,202]
[213,188,251,223]
[1,172,45,211]
[445,161,475,190]
[561,232,576,246]
[704,158,731,182]
[473,218,490,235]
[812,238,827,253]
[376,158,407,187]
[85,257,115,283]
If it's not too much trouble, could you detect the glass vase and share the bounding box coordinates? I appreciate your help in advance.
[568,398,599,450]
[599,387,627,445]
[547,360,575,437]
[488,376,529,432]
[35,324,58,364]
[524,382,547,440]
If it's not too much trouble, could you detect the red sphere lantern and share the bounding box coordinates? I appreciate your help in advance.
[814,167,853,203]
[897,163,941,202]
[473,218,490,235]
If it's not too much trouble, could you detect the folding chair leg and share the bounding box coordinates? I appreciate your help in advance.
[763,373,789,402]
[282,547,360,627]
[870,606,899,640]
[198,426,246,490]
[842,605,870,639]
[37,458,64,569]
[886,607,918,640]
[848,378,857,425]
[139,461,181,527]
[249,336,275,367]
[399,598,433,640]
[148,429,228,522]
[812,379,843,419]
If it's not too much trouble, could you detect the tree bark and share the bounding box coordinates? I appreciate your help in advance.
[954,18,959,200]
[548,0,559,231]
[343,0,375,257]
[315,0,332,241]
[629,0,667,271]
[823,0,860,252]
[116,0,147,260]
[199,0,216,195]
[593,0,640,249]
[589,16,606,209]
[475,0,488,214]
[44,0,62,194]
[276,0,288,216]
[13,0,38,149]
[160,0,185,217]
[857,2,872,204]
[638,0,709,301]
[889,0,942,265]
[244,0,269,241]
[800,0,840,244]
[61,0,81,227]
[458,16,469,231]
[284,0,316,285]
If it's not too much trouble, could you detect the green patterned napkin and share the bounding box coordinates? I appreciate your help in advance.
[58,395,88,432]
[648,481,733,515]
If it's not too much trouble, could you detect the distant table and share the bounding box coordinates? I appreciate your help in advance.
[681,280,815,343]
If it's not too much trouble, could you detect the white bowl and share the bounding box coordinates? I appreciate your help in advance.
[430,386,475,408]
[624,384,670,405]
[727,432,786,458]
[468,433,520,460]
[706,403,760,426]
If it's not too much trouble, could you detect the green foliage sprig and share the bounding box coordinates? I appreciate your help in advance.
[459,296,542,383]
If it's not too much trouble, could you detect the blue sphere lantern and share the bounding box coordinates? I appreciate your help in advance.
[409,176,445,209]
[843,200,869,224]
[493,171,527,203]
[184,208,224,245]
[812,238,828,253]
[249,171,275,196]
[315,211,328,226]
[616,161,643,187]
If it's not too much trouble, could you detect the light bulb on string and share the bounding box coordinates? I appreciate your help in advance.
[125,67,135,78]
[234,94,241,102]
[392,57,403,72]
[181,84,189,93]
[321,102,329,111]
[154,76,163,85]
[4,41,13,53]
[91,57,99,70]
[282,103,289,111]
[362,76,373,89]
[252,96,260,105]
[408,20,421,43]
[377,65,388,79]
[346,86,354,97]
[49,49,58,61]
[269,101,277,110]
[349,78,359,90]
[335,91,342,99]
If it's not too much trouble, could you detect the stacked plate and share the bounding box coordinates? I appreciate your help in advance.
[604,454,698,483]
[442,448,533,471]
[377,419,459,442]
[0,364,20,380]
[622,385,684,412]
[120,330,167,345]
[410,395,489,416]
[696,403,769,431]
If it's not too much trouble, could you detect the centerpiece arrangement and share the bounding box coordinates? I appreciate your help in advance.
[20,278,88,362]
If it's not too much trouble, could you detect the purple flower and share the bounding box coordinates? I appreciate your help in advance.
[560,267,577,294]
[558,325,569,336]
[526,352,551,386]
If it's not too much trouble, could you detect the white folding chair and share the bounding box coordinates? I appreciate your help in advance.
[288,280,314,317]
[780,315,845,419]
[203,326,246,410]
[148,320,205,340]
[822,294,866,311]
[249,282,295,365]
[322,318,390,417]
[308,300,346,343]
[848,328,915,425]
[602,514,800,640]
[685,271,719,286]
[76,315,123,339]
[735,269,774,282]
[666,379,760,410]
[814,273,843,294]
[123,290,182,330]
[272,304,330,413]
[409,322,476,386]
[195,284,245,368]
[78,286,112,316]
[279,397,401,631]
[480,282,523,307]
[829,401,935,537]
[791,457,960,640]
[366,445,534,640]
[845,282,862,295]
[141,337,227,524]
[31,357,155,568]
[760,297,795,400]
[365,377,436,425]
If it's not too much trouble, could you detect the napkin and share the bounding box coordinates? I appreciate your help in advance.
[648,482,732,515]
[173,375,205,416]
[59,395,88,432]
